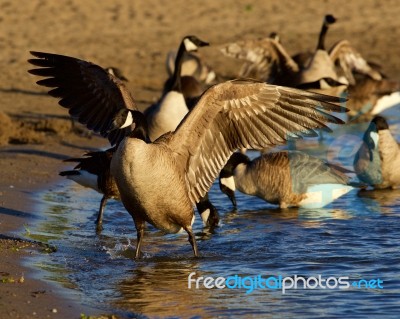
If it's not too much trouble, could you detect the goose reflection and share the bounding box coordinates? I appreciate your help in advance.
[113,260,213,318]
[357,188,400,214]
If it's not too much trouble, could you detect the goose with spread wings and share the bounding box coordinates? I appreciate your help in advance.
[28,51,347,258]
[221,14,381,92]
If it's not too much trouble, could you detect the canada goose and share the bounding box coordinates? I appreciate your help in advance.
[60,148,218,230]
[166,49,216,85]
[59,148,119,232]
[323,31,399,119]
[220,15,339,88]
[220,36,299,86]
[354,116,400,189]
[221,14,379,95]
[145,35,209,142]
[219,151,355,209]
[287,14,337,70]
[29,51,347,258]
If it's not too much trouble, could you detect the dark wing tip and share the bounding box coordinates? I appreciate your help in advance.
[59,170,79,177]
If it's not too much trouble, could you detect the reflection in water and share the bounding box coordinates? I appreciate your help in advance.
[25,107,400,318]
[357,188,400,214]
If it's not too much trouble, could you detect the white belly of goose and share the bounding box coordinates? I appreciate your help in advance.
[148,91,188,141]
[111,138,193,233]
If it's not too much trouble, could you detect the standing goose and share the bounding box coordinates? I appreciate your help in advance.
[60,147,219,230]
[315,17,398,119]
[145,35,209,142]
[220,15,340,89]
[354,116,400,189]
[28,51,347,258]
[219,151,355,209]
[59,148,119,232]
[221,14,379,95]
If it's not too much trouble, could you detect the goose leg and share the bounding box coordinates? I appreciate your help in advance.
[95,195,107,233]
[184,225,199,257]
[134,219,145,259]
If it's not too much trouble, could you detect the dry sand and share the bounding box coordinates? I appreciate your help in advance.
[0,0,399,317]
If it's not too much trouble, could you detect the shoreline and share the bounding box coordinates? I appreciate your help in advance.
[0,136,110,318]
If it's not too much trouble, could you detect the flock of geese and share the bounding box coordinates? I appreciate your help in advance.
[27,14,400,258]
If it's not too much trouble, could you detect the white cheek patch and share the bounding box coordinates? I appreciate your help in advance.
[200,209,210,225]
[120,111,133,129]
[184,38,198,52]
[370,131,379,146]
[220,176,236,191]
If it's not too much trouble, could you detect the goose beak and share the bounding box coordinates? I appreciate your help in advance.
[228,192,237,208]
[219,175,237,208]
[198,39,210,47]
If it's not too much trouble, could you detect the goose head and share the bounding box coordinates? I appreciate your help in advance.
[196,193,219,228]
[219,152,251,208]
[108,109,148,141]
[317,14,337,50]
[169,35,209,93]
[183,35,209,52]
[363,115,389,160]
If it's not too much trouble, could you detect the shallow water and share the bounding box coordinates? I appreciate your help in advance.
[25,107,400,318]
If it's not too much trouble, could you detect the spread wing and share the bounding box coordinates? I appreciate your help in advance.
[28,51,138,145]
[168,79,348,204]
[220,38,299,82]
[329,40,382,85]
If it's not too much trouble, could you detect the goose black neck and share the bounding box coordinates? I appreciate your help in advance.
[220,152,250,177]
[317,23,329,50]
[129,111,149,141]
[170,40,187,92]
[317,15,336,50]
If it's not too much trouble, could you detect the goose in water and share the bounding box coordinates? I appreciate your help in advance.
[28,51,347,258]
[60,147,218,230]
[145,35,209,142]
[354,116,400,189]
[219,151,355,209]
[60,148,119,232]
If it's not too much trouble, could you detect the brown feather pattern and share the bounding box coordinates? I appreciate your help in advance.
[169,80,347,204]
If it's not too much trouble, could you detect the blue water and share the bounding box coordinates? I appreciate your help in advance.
[25,107,400,318]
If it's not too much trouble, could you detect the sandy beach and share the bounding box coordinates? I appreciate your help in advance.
[1,0,399,317]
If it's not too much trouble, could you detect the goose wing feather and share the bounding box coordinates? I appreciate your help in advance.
[220,38,299,81]
[169,79,347,204]
[329,40,382,85]
[28,51,137,144]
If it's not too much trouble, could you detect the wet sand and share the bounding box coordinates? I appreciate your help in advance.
[0,0,399,317]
